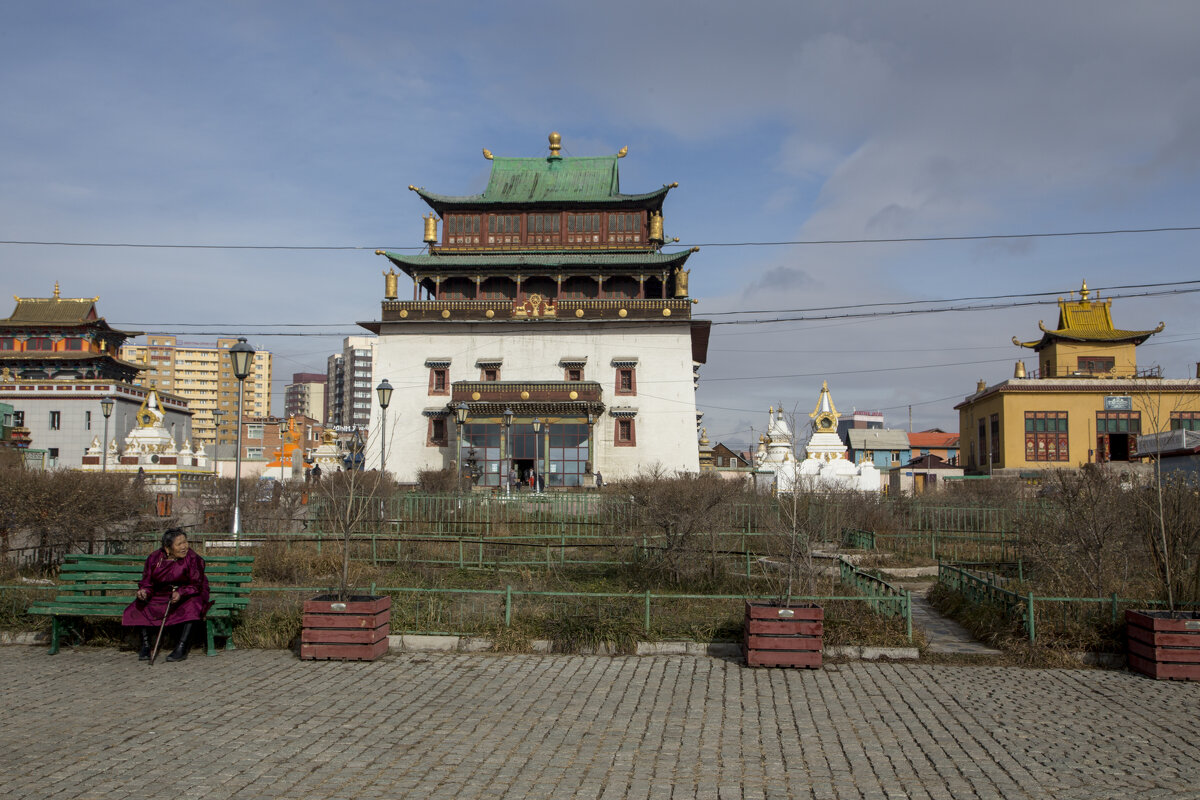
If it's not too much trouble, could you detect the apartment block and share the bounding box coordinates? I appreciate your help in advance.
[120,336,272,446]
[325,336,375,431]
[284,372,326,421]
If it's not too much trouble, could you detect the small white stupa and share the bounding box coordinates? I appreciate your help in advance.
[796,382,880,492]
[752,405,801,493]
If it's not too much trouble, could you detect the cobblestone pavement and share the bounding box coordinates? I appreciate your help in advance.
[2,647,1198,800]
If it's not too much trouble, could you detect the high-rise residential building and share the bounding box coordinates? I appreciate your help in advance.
[324,336,375,430]
[284,372,326,421]
[119,336,272,446]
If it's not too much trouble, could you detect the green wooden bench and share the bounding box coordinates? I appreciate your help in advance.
[28,553,254,656]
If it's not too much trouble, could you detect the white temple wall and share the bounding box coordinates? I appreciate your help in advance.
[368,321,700,483]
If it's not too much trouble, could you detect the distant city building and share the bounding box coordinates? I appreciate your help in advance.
[0,286,192,468]
[837,409,884,442]
[284,372,326,421]
[324,336,375,431]
[120,335,272,447]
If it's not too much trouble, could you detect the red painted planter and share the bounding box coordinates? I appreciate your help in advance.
[300,595,391,661]
[1125,609,1200,681]
[743,601,823,668]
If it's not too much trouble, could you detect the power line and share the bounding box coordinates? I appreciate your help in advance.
[3,224,1199,251]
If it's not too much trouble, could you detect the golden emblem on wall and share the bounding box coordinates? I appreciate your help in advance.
[512,293,557,318]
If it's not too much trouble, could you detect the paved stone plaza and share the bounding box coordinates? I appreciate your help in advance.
[1,647,1197,800]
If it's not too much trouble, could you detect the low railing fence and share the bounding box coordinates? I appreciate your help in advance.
[836,557,913,641]
[936,562,1200,645]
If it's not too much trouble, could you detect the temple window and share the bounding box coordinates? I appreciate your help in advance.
[615,419,636,446]
[445,214,481,246]
[49,411,61,430]
[528,213,561,244]
[479,277,514,300]
[428,418,448,446]
[989,414,1000,464]
[616,367,636,396]
[560,276,597,299]
[487,214,521,245]
[63,338,85,351]
[27,337,53,351]
[429,368,449,396]
[440,277,475,300]
[566,213,600,244]
[1171,412,1200,431]
[606,213,641,244]
[602,276,639,300]
[482,368,499,382]
[1025,411,1068,462]
[566,368,583,381]
[1077,357,1114,374]
[0,337,14,349]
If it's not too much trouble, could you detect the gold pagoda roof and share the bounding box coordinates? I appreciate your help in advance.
[1013,280,1163,350]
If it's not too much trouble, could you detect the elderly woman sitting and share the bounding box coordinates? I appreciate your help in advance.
[122,528,210,662]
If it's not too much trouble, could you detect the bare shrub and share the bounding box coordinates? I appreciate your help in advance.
[0,469,152,567]
[609,466,755,587]
[416,467,460,494]
[197,477,308,534]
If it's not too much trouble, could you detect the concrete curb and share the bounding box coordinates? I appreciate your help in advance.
[0,632,49,646]
[382,635,916,661]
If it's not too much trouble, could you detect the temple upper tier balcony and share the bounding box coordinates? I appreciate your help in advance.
[380,298,692,323]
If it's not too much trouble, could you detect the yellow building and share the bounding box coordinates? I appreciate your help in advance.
[119,336,272,446]
[956,282,1200,472]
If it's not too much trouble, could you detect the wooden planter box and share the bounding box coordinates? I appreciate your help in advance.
[1126,609,1200,681]
[301,595,391,661]
[743,601,823,668]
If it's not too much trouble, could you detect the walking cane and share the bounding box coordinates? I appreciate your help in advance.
[148,587,176,667]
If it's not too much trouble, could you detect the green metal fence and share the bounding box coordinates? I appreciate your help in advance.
[836,557,912,641]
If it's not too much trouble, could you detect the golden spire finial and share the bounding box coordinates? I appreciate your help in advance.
[482,148,493,160]
[617,145,628,158]
[548,131,562,156]
[53,281,60,299]
[1080,279,1089,301]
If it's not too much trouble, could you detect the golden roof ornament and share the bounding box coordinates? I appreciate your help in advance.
[617,146,628,158]
[1080,279,1089,301]
[383,268,399,300]
[423,213,438,244]
[548,131,562,157]
[482,148,493,160]
[53,281,60,299]
[649,211,664,243]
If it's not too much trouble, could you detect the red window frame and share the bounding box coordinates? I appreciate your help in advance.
[565,368,583,381]
[615,367,636,396]
[481,368,499,382]
[615,419,636,447]
[429,368,449,396]
[427,418,448,446]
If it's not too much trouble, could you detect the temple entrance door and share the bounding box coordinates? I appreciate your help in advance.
[1107,433,1131,462]
[512,458,535,485]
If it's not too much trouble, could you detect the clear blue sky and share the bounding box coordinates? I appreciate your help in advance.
[3,1,1199,448]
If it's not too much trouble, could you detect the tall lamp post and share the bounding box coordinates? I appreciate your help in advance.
[532,417,542,493]
[100,396,114,473]
[229,337,255,535]
[376,379,393,475]
[454,401,469,489]
[503,406,514,496]
[212,408,224,447]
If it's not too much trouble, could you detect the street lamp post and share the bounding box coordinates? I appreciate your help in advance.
[228,337,255,536]
[212,408,224,447]
[454,401,469,490]
[100,396,114,473]
[532,417,542,493]
[376,379,393,476]
[503,406,514,496]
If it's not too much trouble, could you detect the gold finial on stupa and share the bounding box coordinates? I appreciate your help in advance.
[1080,279,1090,301]
[53,281,60,299]
[548,131,562,156]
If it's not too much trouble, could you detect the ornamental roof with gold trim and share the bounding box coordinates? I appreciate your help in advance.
[408,132,675,213]
[1012,280,1163,351]
[3,283,142,337]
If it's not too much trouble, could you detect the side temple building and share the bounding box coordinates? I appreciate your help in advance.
[364,133,709,487]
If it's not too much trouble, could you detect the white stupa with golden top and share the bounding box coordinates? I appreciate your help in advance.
[796,382,880,492]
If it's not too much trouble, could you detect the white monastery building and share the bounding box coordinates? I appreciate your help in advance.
[364,133,709,487]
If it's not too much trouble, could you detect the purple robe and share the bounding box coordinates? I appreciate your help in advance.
[121,549,210,627]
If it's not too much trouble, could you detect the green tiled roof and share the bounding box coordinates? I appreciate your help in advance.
[412,156,672,212]
[380,250,694,273]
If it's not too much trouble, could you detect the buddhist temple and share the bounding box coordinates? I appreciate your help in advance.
[958,280,1200,471]
[365,133,709,486]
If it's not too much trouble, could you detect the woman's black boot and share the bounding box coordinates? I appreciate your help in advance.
[166,622,193,662]
[138,627,152,661]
